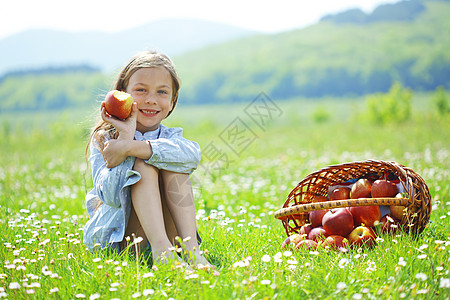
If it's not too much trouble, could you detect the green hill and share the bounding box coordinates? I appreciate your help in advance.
[175,0,450,103]
[0,0,449,112]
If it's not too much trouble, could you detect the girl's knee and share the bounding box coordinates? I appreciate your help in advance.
[134,158,159,173]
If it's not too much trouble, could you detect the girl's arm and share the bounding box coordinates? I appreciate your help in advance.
[145,127,201,174]
[108,128,201,174]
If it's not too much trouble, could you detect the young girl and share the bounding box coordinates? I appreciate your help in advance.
[83,51,210,267]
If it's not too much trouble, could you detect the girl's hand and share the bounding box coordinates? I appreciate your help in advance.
[100,102,138,167]
[101,102,138,141]
[101,139,131,168]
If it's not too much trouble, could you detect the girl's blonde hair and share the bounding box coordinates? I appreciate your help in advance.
[87,50,181,152]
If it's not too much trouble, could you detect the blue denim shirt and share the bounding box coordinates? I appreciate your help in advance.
[83,124,201,251]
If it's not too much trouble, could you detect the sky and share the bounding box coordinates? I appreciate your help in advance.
[1,0,401,40]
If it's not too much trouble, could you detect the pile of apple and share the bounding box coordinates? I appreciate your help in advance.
[282,178,408,251]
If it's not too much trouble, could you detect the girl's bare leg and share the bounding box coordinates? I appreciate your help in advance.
[160,170,211,267]
[120,203,148,253]
[130,159,181,264]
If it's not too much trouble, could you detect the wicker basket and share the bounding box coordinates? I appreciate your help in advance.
[275,160,431,237]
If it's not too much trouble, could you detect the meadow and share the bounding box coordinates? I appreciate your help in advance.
[0,93,449,299]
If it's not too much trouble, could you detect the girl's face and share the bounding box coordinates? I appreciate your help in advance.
[126,67,174,133]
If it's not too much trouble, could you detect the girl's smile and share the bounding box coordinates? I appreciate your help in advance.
[139,109,160,117]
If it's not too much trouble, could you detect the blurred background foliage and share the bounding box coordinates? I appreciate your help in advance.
[0,0,449,113]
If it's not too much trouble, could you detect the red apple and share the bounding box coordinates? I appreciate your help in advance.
[281,233,306,248]
[329,187,351,200]
[348,226,377,248]
[310,209,328,228]
[322,208,354,237]
[308,226,329,242]
[350,179,372,199]
[299,224,313,236]
[371,180,398,198]
[323,235,349,251]
[380,214,401,234]
[294,239,318,251]
[349,205,381,227]
[104,90,134,120]
[313,196,328,203]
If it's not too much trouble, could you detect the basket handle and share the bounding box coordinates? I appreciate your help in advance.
[274,197,411,220]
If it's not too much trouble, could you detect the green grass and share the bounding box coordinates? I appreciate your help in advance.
[0,94,449,299]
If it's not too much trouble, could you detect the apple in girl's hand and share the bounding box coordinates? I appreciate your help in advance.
[348,226,377,248]
[350,179,372,199]
[323,235,349,251]
[295,239,318,251]
[104,90,134,120]
[281,233,306,248]
[310,209,328,228]
[322,208,354,237]
[371,180,398,198]
[329,187,351,200]
[349,205,381,227]
[308,226,329,242]
[380,214,400,234]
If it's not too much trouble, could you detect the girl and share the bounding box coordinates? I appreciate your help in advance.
[83,51,210,267]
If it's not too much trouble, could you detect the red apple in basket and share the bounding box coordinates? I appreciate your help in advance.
[349,205,381,227]
[295,239,318,251]
[308,226,329,242]
[104,90,134,120]
[380,214,401,234]
[371,180,398,198]
[313,196,328,203]
[322,208,354,237]
[330,187,351,200]
[390,193,408,220]
[390,205,407,220]
[350,179,372,199]
[323,235,349,251]
[348,226,377,248]
[310,209,328,228]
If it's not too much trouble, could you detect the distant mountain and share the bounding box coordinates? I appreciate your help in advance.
[320,0,426,24]
[0,19,257,75]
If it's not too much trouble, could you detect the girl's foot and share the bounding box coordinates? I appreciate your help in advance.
[187,251,215,270]
[152,248,183,266]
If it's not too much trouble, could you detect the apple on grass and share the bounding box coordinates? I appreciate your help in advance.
[348,226,377,248]
[299,224,313,236]
[329,187,351,200]
[281,233,306,248]
[350,178,372,199]
[104,90,134,120]
[322,235,349,251]
[295,239,318,251]
[349,205,381,227]
[322,208,354,237]
[371,180,398,198]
